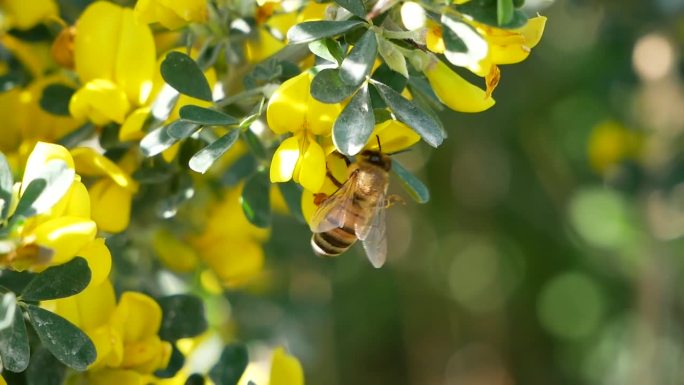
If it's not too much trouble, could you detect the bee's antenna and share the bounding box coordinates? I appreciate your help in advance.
[376,135,382,152]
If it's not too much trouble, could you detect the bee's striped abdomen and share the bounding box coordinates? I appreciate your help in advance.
[311,224,358,256]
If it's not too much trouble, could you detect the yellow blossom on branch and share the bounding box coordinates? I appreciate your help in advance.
[134,0,208,30]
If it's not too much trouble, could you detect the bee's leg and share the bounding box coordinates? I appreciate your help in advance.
[313,193,328,206]
[384,194,405,208]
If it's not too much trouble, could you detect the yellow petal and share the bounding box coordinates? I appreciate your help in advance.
[89,179,132,233]
[110,292,162,343]
[270,347,304,385]
[200,238,264,287]
[121,335,166,371]
[245,28,287,63]
[88,325,118,369]
[3,0,58,30]
[71,147,138,192]
[62,180,91,218]
[136,0,207,30]
[270,136,301,183]
[426,24,445,54]
[424,60,495,113]
[77,279,116,330]
[153,229,198,272]
[88,369,145,385]
[119,107,150,141]
[298,1,328,22]
[0,374,6,385]
[21,142,75,195]
[77,238,112,286]
[115,8,156,105]
[295,138,326,192]
[519,16,547,49]
[69,79,131,124]
[266,71,342,135]
[366,120,420,154]
[31,217,97,264]
[74,1,123,82]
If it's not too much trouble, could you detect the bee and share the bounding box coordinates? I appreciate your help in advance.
[309,148,392,268]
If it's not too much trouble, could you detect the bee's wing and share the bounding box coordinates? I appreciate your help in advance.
[309,173,358,234]
[360,198,388,268]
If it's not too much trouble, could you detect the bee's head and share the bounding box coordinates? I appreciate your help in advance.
[359,150,392,171]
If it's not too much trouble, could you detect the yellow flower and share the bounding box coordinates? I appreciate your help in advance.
[0,374,6,385]
[427,16,547,77]
[70,1,156,124]
[9,142,112,283]
[423,59,495,113]
[270,347,304,385]
[135,0,207,30]
[246,1,328,62]
[71,147,139,233]
[588,120,642,174]
[1,0,58,30]
[267,71,342,192]
[190,186,269,287]
[45,280,172,378]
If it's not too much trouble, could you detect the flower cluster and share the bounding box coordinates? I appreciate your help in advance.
[0,0,546,382]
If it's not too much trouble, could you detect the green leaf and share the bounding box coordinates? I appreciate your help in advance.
[161,52,213,102]
[26,304,96,371]
[20,257,91,301]
[158,295,208,341]
[57,123,96,148]
[0,152,13,219]
[39,84,75,116]
[311,68,357,103]
[376,38,408,78]
[155,345,185,379]
[278,182,304,223]
[242,129,267,159]
[241,171,271,228]
[497,0,514,26]
[189,129,240,174]
[0,292,16,331]
[372,82,446,148]
[455,2,527,29]
[179,105,239,126]
[334,0,366,18]
[287,20,366,44]
[392,160,429,203]
[339,29,377,87]
[14,159,75,219]
[441,14,487,68]
[333,84,374,156]
[168,119,202,140]
[0,300,29,372]
[221,154,257,187]
[209,344,249,385]
[141,125,179,157]
[186,374,205,385]
[26,348,66,385]
[308,38,345,65]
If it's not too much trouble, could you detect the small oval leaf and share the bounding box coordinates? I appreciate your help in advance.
[0,302,29,372]
[392,160,430,204]
[161,52,213,102]
[334,0,366,17]
[179,105,239,126]
[209,344,249,385]
[26,305,96,371]
[39,84,75,116]
[287,20,366,44]
[373,82,446,148]
[308,39,345,64]
[333,84,375,156]
[0,152,14,219]
[141,125,179,157]
[20,257,91,301]
[311,68,357,104]
[497,0,515,26]
[339,29,377,87]
[167,119,201,140]
[189,129,240,174]
[241,171,271,228]
[158,294,208,341]
[455,2,527,29]
[377,37,408,79]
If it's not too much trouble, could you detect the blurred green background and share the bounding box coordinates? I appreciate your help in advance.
[250,0,684,384]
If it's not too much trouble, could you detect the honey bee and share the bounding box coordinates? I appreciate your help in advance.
[309,148,392,268]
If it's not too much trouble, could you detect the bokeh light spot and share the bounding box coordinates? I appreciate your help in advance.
[569,187,631,249]
[633,33,675,82]
[537,272,605,339]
